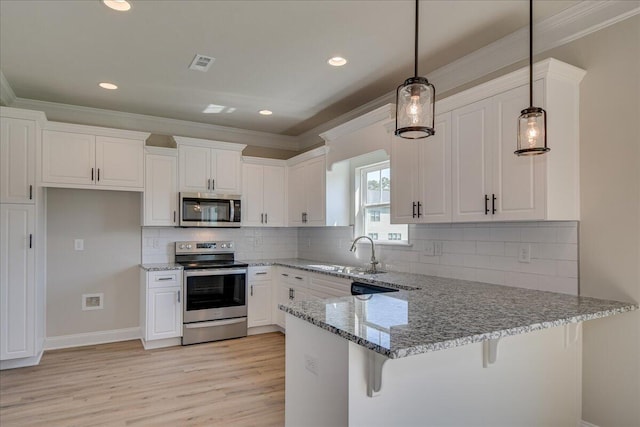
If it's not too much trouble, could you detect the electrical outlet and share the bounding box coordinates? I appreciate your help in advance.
[152,239,160,249]
[434,241,443,256]
[254,236,263,247]
[304,354,318,376]
[307,238,311,248]
[424,241,435,256]
[518,244,531,263]
[74,239,84,251]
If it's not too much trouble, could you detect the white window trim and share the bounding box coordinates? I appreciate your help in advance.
[355,161,410,246]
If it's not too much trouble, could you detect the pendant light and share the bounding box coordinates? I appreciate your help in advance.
[515,0,548,156]
[395,0,435,139]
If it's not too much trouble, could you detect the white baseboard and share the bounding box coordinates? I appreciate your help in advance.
[580,421,601,427]
[45,327,140,350]
[0,350,44,370]
[141,337,181,350]
[248,325,281,336]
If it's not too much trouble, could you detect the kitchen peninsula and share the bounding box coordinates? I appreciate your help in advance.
[275,262,637,427]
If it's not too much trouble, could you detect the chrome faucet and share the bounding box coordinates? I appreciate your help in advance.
[350,236,379,273]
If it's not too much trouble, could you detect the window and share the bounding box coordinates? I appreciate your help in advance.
[356,161,408,244]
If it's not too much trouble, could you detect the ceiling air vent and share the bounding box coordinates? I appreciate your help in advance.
[189,54,215,72]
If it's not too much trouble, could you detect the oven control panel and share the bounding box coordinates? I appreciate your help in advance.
[175,241,234,254]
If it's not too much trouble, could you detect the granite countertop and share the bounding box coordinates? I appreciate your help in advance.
[266,259,638,359]
[139,263,183,271]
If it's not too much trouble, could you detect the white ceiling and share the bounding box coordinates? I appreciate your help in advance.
[0,0,579,137]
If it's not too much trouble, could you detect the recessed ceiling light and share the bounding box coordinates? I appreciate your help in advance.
[98,82,118,90]
[102,0,131,11]
[328,56,347,67]
[259,110,273,116]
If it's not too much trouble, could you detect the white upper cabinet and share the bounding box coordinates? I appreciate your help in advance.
[175,137,246,195]
[143,148,178,227]
[287,149,326,227]
[1,117,37,204]
[41,123,148,191]
[391,112,452,224]
[242,158,286,227]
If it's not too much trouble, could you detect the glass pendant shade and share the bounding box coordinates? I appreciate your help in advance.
[516,106,548,155]
[395,76,435,139]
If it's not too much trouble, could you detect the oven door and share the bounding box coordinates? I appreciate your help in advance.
[183,268,247,323]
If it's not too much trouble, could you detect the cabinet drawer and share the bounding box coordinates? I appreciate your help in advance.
[148,271,180,288]
[248,266,272,281]
[278,267,308,286]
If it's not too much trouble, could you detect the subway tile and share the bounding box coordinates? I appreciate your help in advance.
[518,259,557,275]
[439,253,464,266]
[489,227,521,242]
[462,228,491,241]
[504,271,540,290]
[420,253,442,265]
[476,241,505,256]
[475,269,506,285]
[505,243,519,257]
[463,254,492,268]
[532,243,578,261]
[520,227,557,243]
[556,227,578,244]
[490,256,520,272]
[556,260,578,278]
[438,227,464,241]
[442,241,476,254]
[540,277,578,295]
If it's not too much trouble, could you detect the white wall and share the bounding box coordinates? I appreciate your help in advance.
[142,226,298,264]
[299,222,579,295]
[46,188,141,337]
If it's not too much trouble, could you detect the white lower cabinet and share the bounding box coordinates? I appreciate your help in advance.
[247,266,273,328]
[0,204,36,361]
[141,270,182,349]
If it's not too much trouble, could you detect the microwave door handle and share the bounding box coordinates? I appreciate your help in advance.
[230,200,234,222]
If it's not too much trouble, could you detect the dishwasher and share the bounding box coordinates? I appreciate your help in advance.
[351,282,399,295]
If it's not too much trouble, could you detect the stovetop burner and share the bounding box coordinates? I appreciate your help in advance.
[174,241,245,270]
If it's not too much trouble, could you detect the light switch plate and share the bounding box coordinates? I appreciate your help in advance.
[74,239,84,251]
[424,241,435,256]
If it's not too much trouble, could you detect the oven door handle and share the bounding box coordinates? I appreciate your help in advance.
[184,317,247,329]
[184,268,247,277]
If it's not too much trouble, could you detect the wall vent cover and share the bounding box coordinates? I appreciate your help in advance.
[189,54,215,72]
[82,293,104,311]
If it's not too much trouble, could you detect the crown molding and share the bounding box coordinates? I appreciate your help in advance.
[174,136,246,151]
[145,146,178,156]
[43,120,151,140]
[9,97,299,151]
[286,146,327,167]
[0,70,17,106]
[0,106,47,126]
[320,103,394,143]
[242,156,287,167]
[298,0,639,150]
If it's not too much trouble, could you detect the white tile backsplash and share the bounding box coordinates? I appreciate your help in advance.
[298,221,579,295]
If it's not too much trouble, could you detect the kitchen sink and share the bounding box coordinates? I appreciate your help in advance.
[308,264,386,275]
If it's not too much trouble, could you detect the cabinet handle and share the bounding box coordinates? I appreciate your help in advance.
[289,288,293,300]
[484,195,489,215]
[281,273,289,277]
[177,290,181,303]
[207,179,210,190]
[417,201,422,218]
[265,213,267,224]
[29,185,33,200]
[173,210,176,223]
[261,213,264,224]
[29,234,33,249]
[492,194,497,215]
[157,277,173,281]
[292,288,295,299]
[212,179,215,190]
[412,202,417,218]
[255,272,268,275]
[97,168,100,182]
[91,168,94,181]
[250,285,254,297]
[295,276,304,280]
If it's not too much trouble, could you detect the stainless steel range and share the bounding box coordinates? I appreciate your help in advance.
[175,241,248,345]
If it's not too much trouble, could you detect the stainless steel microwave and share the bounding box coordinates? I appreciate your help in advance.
[179,193,241,227]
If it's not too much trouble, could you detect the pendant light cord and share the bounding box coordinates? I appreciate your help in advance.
[414,0,419,78]
[529,0,533,107]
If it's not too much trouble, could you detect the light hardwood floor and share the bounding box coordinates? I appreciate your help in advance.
[0,333,285,426]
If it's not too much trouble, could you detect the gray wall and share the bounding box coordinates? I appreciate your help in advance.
[545,16,640,427]
[46,188,141,337]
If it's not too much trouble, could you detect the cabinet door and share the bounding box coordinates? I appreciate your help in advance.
[1,118,36,204]
[492,83,546,221]
[144,154,178,226]
[390,136,421,224]
[95,137,144,189]
[292,285,310,303]
[275,282,291,329]
[179,145,211,192]
[248,281,272,327]
[212,150,242,194]
[420,113,452,223]
[287,163,306,226]
[262,165,285,226]
[42,130,95,185]
[451,98,495,222]
[147,287,182,340]
[0,204,35,360]
[242,163,265,226]
[304,156,326,226]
